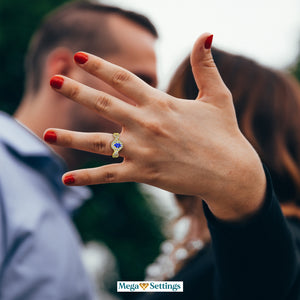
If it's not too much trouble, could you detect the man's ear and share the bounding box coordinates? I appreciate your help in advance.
[46,47,75,79]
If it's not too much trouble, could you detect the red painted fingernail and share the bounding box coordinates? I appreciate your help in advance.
[50,76,64,89]
[44,130,57,143]
[64,175,75,185]
[204,34,213,49]
[74,52,88,64]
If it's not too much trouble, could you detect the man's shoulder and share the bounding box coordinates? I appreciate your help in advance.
[0,139,67,241]
[0,138,16,161]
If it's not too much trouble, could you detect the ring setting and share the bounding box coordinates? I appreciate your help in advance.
[111,133,123,158]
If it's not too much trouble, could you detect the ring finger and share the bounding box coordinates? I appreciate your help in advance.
[43,128,126,158]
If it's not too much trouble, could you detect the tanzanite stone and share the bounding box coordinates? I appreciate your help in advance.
[114,142,122,148]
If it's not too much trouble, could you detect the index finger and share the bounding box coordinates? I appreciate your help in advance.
[73,52,163,105]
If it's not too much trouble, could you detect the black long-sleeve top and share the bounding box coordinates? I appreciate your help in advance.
[138,168,300,300]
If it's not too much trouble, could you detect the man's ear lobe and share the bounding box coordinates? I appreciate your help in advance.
[46,47,74,77]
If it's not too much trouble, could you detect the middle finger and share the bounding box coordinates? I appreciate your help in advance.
[73,52,164,105]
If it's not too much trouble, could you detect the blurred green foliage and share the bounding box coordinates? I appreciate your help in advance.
[0,0,165,293]
[291,54,300,82]
[73,180,165,281]
[0,0,72,113]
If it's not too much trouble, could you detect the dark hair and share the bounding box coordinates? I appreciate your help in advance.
[25,0,158,93]
[168,48,300,208]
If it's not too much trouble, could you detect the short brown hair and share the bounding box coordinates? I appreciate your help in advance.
[168,49,300,207]
[25,0,158,93]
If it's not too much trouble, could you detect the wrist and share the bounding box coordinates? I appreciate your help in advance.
[205,140,267,222]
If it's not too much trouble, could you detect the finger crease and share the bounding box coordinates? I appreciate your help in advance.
[94,95,111,113]
[103,172,115,183]
[111,70,130,88]
[92,139,106,153]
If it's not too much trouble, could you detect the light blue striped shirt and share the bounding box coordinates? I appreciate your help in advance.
[0,112,96,299]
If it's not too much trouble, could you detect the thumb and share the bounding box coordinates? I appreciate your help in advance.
[191,33,230,103]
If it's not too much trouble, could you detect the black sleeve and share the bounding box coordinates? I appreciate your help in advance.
[203,166,299,300]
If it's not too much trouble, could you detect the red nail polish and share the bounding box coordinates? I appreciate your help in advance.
[64,175,75,185]
[50,76,64,89]
[204,35,213,49]
[44,130,57,143]
[74,52,88,64]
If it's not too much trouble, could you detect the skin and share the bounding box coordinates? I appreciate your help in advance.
[45,33,266,222]
[14,14,157,169]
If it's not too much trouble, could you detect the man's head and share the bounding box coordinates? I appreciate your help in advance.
[24,1,158,94]
[17,1,158,167]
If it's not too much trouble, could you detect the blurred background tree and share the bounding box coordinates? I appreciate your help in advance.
[291,53,300,82]
[0,0,72,113]
[0,0,166,297]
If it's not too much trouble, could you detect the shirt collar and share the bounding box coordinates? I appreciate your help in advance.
[0,112,92,212]
[0,112,54,158]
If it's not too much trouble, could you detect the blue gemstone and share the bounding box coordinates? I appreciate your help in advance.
[114,142,122,148]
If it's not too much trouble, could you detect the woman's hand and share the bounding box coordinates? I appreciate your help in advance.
[44,33,266,221]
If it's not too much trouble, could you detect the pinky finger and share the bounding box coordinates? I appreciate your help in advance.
[62,163,133,186]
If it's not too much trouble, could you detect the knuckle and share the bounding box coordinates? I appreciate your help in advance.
[166,99,177,111]
[144,166,160,184]
[90,60,101,71]
[82,172,92,184]
[224,87,232,98]
[94,94,111,113]
[92,138,106,153]
[68,85,80,99]
[152,98,172,111]
[143,120,167,137]
[64,134,73,146]
[111,69,131,88]
[202,56,216,69]
[217,87,232,100]
[102,171,116,183]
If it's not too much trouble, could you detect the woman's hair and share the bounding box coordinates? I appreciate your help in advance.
[152,51,300,280]
[168,48,300,209]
